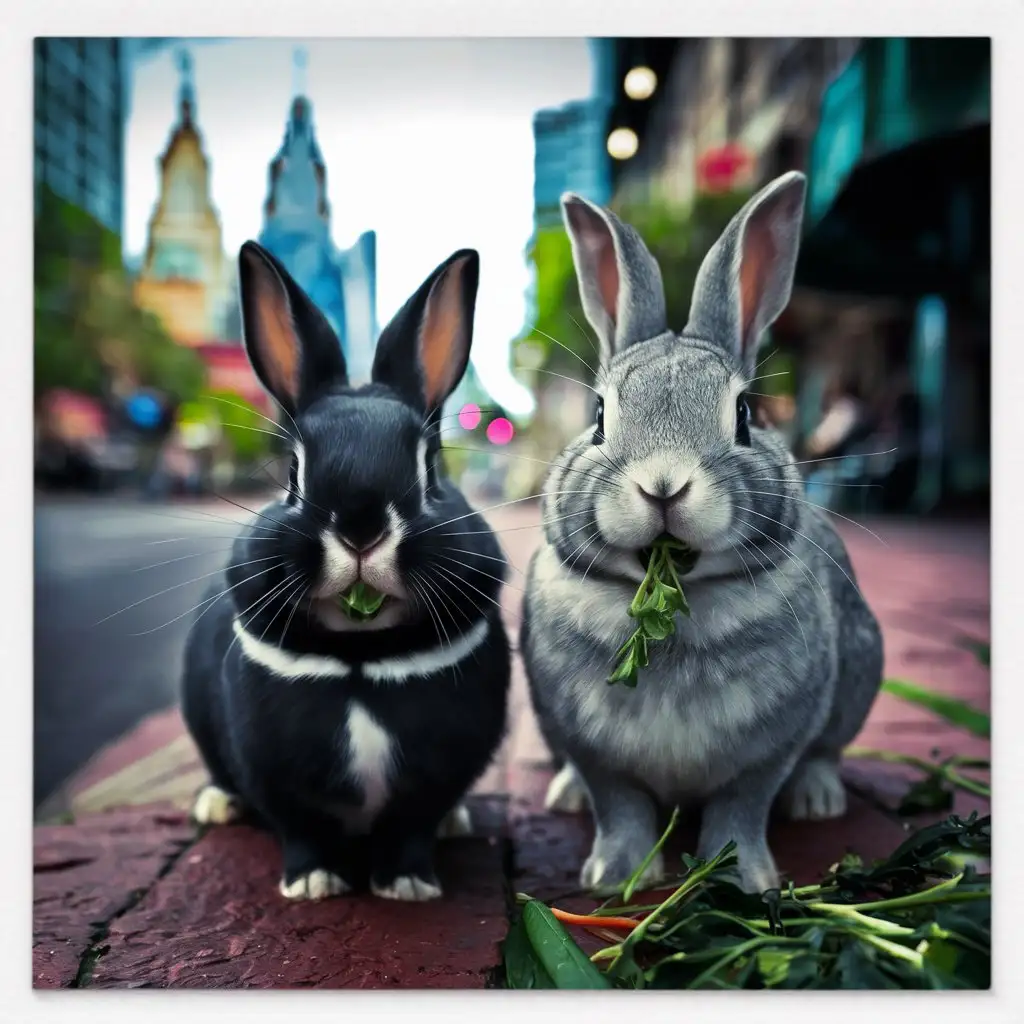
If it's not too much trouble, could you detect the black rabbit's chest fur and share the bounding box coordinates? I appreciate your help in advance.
[185,589,510,832]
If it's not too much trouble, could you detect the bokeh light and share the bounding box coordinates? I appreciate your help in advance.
[458,403,482,430]
[624,66,657,100]
[486,417,515,446]
[607,127,638,161]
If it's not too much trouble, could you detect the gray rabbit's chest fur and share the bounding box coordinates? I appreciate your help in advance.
[524,505,871,805]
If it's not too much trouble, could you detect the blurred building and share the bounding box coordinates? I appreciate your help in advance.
[132,50,234,346]
[609,39,858,207]
[532,39,617,226]
[33,38,128,236]
[257,50,379,383]
[605,37,989,515]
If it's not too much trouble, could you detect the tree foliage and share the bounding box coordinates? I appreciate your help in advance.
[34,185,206,404]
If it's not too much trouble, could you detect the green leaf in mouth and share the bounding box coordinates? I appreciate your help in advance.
[610,537,700,688]
[336,581,387,622]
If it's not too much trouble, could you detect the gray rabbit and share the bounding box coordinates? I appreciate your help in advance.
[521,172,883,894]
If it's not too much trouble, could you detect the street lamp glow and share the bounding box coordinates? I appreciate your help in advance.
[607,127,639,161]
[624,66,657,101]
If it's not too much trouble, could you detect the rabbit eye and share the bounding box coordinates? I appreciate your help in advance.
[593,397,606,446]
[735,394,751,447]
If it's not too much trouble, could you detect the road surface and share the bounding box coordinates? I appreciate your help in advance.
[33,494,263,808]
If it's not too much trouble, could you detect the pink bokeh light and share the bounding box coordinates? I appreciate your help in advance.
[486,417,515,446]
[458,403,482,430]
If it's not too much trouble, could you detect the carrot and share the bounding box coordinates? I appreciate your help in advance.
[549,907,638,933]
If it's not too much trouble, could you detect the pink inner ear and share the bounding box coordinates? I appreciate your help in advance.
[738,214,778,355]
[596,237,620,327]
[419,257,470,409]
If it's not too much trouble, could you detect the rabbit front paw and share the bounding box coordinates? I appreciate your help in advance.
[545,764,588,814]
[778,758,847,821]
[581,837,664,891]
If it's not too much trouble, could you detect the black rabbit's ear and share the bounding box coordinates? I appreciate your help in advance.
[371,250,479,413]
[238,241,347,415]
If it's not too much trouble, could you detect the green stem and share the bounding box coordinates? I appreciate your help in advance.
[629,554,659,616]
[859,931,924,967]
[845,746,990,798]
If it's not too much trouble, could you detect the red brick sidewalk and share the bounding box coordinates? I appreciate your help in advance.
[33,505,990,989]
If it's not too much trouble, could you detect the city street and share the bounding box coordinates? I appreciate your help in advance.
[33,494,263,807]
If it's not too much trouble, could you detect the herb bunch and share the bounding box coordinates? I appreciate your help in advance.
[505,811,991,990]
[609,538,699,687]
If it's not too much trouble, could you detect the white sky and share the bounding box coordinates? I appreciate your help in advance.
[124,38,594,414]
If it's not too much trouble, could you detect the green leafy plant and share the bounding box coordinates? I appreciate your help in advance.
[336,582,386,622]
[609,538,699,687]
[846,648,990,815]
[505,812,991,990]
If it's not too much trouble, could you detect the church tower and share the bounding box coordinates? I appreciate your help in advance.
[134,49,232,346]
[258,49,348,348]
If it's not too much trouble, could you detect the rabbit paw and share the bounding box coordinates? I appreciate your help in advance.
[436,803,473,838]
[191,784,242,826]
[278,869,351,901]
[545,764,588,814]
[371,875,443,902]
[779,759,848,821]
[581,839,664,891]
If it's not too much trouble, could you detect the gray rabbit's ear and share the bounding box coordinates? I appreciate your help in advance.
[561,193,668,365]
[685,171,806,372]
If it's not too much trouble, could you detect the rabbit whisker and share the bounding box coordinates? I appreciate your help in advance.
[211,491,314,542]
[134,546,242,572]
[435,552,526,596]
[745,490,889,547]
[579,539,611,584]
[407,571,449,653]
[530,326,598,378]
[278,581,311,648]
[429,561,505,618]
[259,574,308,645]
[413,490,594,538]
[442,444,620,489]
[206,393,301,446]
[567,311,601,362]
[125,560,287,636]
[96,554,285,626]
[438,545,526,577]
[526,366,602,398]
[224,569,304,661]
[734,514,830,605]
[735,505,863,599]
[733,534,809,655]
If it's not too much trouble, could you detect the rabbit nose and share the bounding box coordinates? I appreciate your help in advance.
[337,527,390,556]
[636,480,691,511]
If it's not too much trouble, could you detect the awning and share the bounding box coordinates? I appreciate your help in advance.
[797,38,990,305]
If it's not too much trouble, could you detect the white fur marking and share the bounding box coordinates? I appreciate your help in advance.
[232,620,352,679]
[363,618,489,683]
[416,438,430,509]
[232,617,489,684]
[372,875,443,902]
[279,869,350,901]
[545,764,588,814]
[437,803,473,838]
[295,443,308,497]
[192,784,241,825]
[319,529,357,595]
[345,701,397,827]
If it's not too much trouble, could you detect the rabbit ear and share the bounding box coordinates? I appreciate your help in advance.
[238,241,347,415]
[561,193,668,365]
[372,249,479,413]
[685,171,806,373]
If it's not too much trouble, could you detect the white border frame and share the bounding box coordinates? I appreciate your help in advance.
[5,1,1021,1020]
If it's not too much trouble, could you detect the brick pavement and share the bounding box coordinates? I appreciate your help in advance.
[33,502,990,988]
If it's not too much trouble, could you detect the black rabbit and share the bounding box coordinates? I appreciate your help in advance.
[181,242,510,901]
